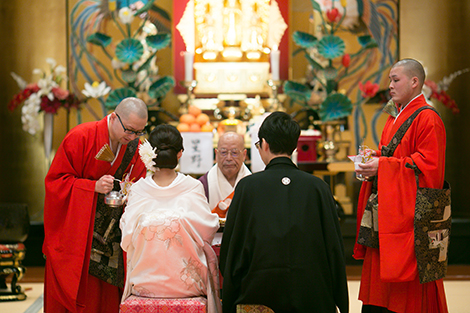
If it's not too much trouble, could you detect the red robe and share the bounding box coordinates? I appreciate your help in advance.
[353,95,448,313]
[43,116,146,312]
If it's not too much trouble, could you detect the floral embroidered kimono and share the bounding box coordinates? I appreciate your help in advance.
[120,173,221,312]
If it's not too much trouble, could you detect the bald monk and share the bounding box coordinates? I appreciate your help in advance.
[43,97,148,312]
[354,59,449,313]
[199,132,251,219]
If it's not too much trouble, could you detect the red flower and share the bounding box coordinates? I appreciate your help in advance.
[40,96,62,114]
[7,84,40,111]
[359,81,380,98]
[9,82,81,114]
[431,90,460,114]
[52,87,70,100]
[62,94,82,111]
[26,83,40,92]
[342,54,351,68]
[424,80,439,93]
[326,8,340,23]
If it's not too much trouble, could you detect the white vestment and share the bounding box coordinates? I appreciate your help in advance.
[120,174,221,313]
[207,163,251,209]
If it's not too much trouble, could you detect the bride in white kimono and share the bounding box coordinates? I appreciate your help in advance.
[120,124,221,313]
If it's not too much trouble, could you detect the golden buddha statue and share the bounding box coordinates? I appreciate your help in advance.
[193,0,270,62]
[222,0,243,59]
[178,0,287,94]
[198,3,223,60]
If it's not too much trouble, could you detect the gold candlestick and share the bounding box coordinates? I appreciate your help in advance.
[267,79,284,112]
[179,80,197,115]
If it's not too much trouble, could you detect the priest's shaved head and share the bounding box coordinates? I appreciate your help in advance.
[216,132,247,186]
[199,131,251,212]
[110,97,148,145]
[392,58,426,89]
[115,97,148,120]
[389,58,426,107]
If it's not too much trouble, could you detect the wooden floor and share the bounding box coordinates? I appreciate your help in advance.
[15,265,470,283]
[346,264,470,281]
[3,266,470,313]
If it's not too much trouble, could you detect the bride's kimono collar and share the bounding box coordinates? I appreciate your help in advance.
[132,173,201,199]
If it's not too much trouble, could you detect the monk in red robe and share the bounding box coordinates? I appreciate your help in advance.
[43,97,148,312]
[354,59,449,313]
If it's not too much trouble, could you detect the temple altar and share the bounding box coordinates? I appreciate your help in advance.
[193,62,270,94]
[173,0,289,99]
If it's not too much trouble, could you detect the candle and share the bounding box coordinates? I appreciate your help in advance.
[184,51,194,82]
[270,46,280,81]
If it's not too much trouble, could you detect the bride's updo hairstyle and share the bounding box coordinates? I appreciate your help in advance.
[148,124,184,169]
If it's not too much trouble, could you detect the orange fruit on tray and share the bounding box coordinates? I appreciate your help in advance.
[189,123,201,132]
[196,113,210,126]
[177,123,190,132]
[179,113,196,125]
[201,123,214,132]
[188,105,202,117]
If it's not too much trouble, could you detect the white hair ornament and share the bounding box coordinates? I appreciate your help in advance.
[139,139,159,173]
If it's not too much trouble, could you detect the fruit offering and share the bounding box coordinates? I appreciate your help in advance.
[177,105,214,132]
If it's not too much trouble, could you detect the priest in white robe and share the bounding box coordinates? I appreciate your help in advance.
[199,132,251,217]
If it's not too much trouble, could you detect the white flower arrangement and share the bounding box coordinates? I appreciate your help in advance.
[8,58,81,135]
[82,81,112,98]
[139,139,158,173]
[21,93,41,135]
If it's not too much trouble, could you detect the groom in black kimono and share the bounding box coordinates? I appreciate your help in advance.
[219,111,349,313]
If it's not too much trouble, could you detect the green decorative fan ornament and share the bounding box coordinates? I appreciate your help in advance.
[316,35,345,59]
[283,81,311,104]
[86,32,112,47]
[115,38,144,64]
[319,93,353,121]
[357,35,378,49]
[293,31,318,49]
[70,1,176,119]
[148,76,176,100]
[121,69,138,84]
[146,33,172,50]
[105,87,137,110]
[324,66,338,81]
